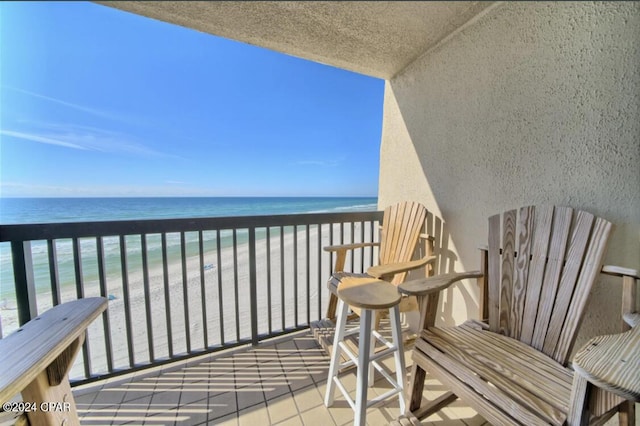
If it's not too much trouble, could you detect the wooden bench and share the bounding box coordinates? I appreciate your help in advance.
[0,297,107,426]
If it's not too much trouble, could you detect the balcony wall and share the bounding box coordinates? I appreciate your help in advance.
[379,2,640,347]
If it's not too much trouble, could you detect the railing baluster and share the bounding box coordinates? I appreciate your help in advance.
[249,227,258,345]
[266,227,272,334]
[370,219,376,266]
[329,223,334,273]
[11,241,37,325]
[180,232,191,353]
[306,225,310,325]
[119,235,135,367]
[161,233,173,357]
[72,237,92,377]
[360,220,365,273]
[293,225,298,325]
[350,221,355,272]
[280,225,285,331]
[47,240,61,306]
[141,234,154,362]
[198,230,208,349]
[232,229,240,342]
[96,236,114,372]
[215,230,224,344]
[317,223,322,321]
[72,238,84,299]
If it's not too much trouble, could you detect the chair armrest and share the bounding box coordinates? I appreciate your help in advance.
[366,255,436,279]
[624,313,640,328]
[601,265,640,280]
[323,242,380,252]
[0,297,107,402]
[572,320,640,401]
[397,271,483,296]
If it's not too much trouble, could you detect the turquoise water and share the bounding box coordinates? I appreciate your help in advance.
[0,197,377,299]
[0,197,377,224]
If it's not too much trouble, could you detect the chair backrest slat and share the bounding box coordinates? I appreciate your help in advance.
[520,205,554,345]
[488,213,502,332]
[542,210,595,356]
[397,202,418,263]
[553,217,612,363]
[511,206,535,340]
[379,201,426,285]
[530,206,573,352]
[499,209,517,336]
[488,205,613,364]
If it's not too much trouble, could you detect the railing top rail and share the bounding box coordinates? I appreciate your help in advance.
[0,210,383,242]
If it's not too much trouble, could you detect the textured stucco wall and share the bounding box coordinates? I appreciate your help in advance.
[379,2,640,347]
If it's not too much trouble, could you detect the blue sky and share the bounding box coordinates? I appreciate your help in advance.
[0,2,384,198]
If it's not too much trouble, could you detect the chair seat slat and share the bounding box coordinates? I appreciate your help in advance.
[417,329,568,425]
[424,326,572,407]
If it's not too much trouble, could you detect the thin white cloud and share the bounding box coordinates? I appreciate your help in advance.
[296,158,343,167]
[0,130,89,150]
[4,86,127,122]
[0,123,177,158]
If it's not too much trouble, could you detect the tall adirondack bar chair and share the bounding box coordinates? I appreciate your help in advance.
[327,201,434,318]
[312,201,435,353]
[397,205,638,425]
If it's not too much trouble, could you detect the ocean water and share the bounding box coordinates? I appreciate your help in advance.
[0,197,378,224]
[0,197,378,300]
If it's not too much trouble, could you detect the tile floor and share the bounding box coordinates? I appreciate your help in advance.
[73,330,489,426]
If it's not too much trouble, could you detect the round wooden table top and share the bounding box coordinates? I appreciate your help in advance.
[336,276,401,310]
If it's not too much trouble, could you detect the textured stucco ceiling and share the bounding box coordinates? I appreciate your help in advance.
[97,1,494,79]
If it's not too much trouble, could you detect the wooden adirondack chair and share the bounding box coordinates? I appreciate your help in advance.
[324,201,435,325]
[398,205,638,425]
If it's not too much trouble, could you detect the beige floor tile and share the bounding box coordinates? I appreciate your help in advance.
[211,412,238,426]
[80,331,499,426]
[237,402,269,425]
[441,402,484,425]
[174,401,210,425]
[149,388,182,408]
[267,393,299,424]
[73,390,99,405]
[289,373,315,392]
[236,385,266,410]
[364,404,396,425]
[209,391,238,422]
[275,415,306,426]
[293,384,324,413]
[77,404,120,423]
[177,381,210,405]
[263,380,293,402]
[300,404,337,426]
[326,400,356,425]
